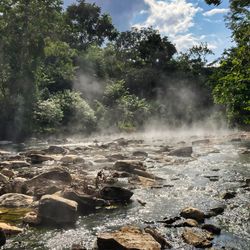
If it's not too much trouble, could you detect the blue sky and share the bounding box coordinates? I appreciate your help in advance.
[64,0,233,60]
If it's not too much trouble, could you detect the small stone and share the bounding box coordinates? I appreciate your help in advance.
[23,211,41,226]
[30,154,54,164]
[44,146,68,155]
[0,193,34,207]
[183,219,199,227]
[0,173,8,184]
[180,207,205,223]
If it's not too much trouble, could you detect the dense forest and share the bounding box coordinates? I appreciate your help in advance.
[0,0,249,141]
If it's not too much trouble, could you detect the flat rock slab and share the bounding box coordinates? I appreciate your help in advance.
[0,193,34,208]
[97,226,161,250]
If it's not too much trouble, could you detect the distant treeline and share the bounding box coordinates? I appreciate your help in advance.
[0,0,249,141]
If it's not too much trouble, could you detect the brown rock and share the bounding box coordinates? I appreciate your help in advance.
[180,207,205,223]
[0,160,30,169]
[97,226,161,250]
[182,228,213,248]
[1,168,15,178]
[183,219,199,227]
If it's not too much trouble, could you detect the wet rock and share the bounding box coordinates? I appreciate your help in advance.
[221,191,236,200]
[99,186,133,202]
[202,224,221,235]
[0,177,27,195]
[205,205,225,218]
[144,227,172,249]
[97,226,161,250]
[0,160,30,169]
[168,147,193,157]
[1,168,15,178]
[23,211,41,226]
[192,139,210,145]
[0,173,8,184]
[60,155,85,165]
[0,229,6,247]
[114,160,146,172]
[43,145,68,155]
[240,149,250,154]
[61,189,108,214]
[132,151,148,157]
[38,194,78,225]
[0,222,23,235]
[0,150,11,156]
[25,168,72,198]
[180,207,205,223]
[30,154,54,164]
[182,228,213,248]
[0,193,34,207]
[129,176,156,187]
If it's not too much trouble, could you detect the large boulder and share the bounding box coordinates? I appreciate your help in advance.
[97,226,161,250]
[0,193,34,207]
[168,147,193,157]
[38,194,78,225]
[61,189,108,214]
[99,186,133,202]
[25,168,72,198]
[180,207,205,223]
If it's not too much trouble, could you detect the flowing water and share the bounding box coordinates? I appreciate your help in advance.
[1,131,250,250]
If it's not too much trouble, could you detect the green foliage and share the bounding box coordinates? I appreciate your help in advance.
[212,45,250,125]
[100,80,151,131]
[35,38,77,93]
[33,98,63,133]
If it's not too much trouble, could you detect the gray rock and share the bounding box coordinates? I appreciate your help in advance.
[168,147,193,157]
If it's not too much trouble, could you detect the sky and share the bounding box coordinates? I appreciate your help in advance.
[63,0,233,60]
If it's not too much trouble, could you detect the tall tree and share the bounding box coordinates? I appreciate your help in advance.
[64,0,117,50]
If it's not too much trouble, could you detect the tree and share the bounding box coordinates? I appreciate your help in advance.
[64,0,117,50]
[208,0,250,126]
[114,27,177,68]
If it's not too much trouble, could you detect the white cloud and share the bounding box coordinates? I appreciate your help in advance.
[134,0,201,35]
[174,33,217,51]
[203,8,228,17]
